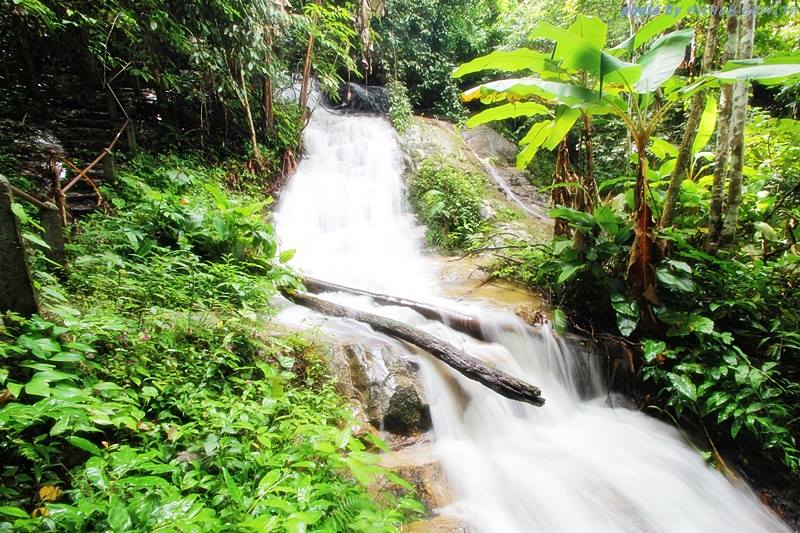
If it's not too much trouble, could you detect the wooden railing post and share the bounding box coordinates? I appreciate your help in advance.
[0,176,39,317]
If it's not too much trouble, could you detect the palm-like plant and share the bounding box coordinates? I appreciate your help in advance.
[454,10,800,310]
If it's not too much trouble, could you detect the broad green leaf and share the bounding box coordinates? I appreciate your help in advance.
[656,268,694,292]
[108,495,132,533]
[613,0,695,55]
[543,106,581,150]
[711,62,800,86]
[223,468,244,506]
[25,378,51,397]
[668,372,697,402]
[84,457,109,489]
[642,339,666,363]
[530,22,641,87]
[691,96,717,153]
[466,102,549,128]
[754,221,778,241]
[23,232,51,249]
[464,78,599,107]
[557,264,584,284]
[516,120,552,167]
[0,506,29,518]
[550,206,594,227]
[10,202,30,223]
[635,30,693,94]
[453,48,556,78]
[279,249,296,263]
[650,138,679,159]
[568,15,608,48]
[593,205,618,234]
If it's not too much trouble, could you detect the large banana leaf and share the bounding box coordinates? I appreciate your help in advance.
[463,78,599,106]
[543,106,581,150]
[463,78,627,117]
[612,0,695,56]
[634,29,692,94]
[568,14,608,48]
[465,102,549,128]
[452,49,558,78]
[691,96,717,154]
[722,51,800,69]
[517,120,553,167]
[712,63,800,85]
[530,22,641,87]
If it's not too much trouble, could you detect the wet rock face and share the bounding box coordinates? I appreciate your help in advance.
[461,124,518,165]
[327,342,431,435]
[337,83,389,113]
[384,381,431,434]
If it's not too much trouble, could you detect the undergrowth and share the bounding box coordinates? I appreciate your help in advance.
[408,158,485,250]
[0,154,423,531]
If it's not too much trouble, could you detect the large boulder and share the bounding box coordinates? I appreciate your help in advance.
[327,341,431,435]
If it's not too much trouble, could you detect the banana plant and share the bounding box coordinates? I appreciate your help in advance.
[454,12,800,312]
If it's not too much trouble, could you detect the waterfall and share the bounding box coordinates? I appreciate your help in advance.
[274,106,789,533]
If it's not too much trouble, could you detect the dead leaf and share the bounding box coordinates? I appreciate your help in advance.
[39,485,62,502]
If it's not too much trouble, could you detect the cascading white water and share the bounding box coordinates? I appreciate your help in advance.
[274,106,789,532]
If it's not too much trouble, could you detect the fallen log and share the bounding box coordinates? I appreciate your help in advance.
[301,276,488,341]
[284,290,545,407]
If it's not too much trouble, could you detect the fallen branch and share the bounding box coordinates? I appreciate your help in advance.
[284,290,545,406]
[301,276,488,341]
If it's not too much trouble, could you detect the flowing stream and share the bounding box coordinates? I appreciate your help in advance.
[274,106,789,532]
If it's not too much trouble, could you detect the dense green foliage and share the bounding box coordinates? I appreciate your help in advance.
[409,159,485,249]
[386,80,412,133]
[0,156,422,530]
[0,0,359,168]
[372,0,503,119]
[458,6,800,474]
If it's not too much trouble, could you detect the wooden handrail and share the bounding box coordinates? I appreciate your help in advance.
[61,119,129,194]
[9,184,49,210]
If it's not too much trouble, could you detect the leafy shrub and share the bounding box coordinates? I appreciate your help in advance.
[0,154,423,530]
[387,80,413,133]
[409,158,485,249]
[373,0,503,120]
[0,312,422,531]
[493,203,800,471]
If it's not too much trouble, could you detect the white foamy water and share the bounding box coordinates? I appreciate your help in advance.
[274,107,789,533]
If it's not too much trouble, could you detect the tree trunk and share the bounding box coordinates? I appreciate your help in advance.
[660,0,722,228]
[238,66,264,170]
[262,76,275,134]
[721,0,757,243]
[298,0,320,124]
[707,2,740,248]
[283,290,545,406]
[298,29,316,122]
[300,276,500,341]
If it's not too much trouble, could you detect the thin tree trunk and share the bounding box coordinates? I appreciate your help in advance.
[300,276,503,342]
[283,290,545,406]
[238,66,264,169]
[262,76,274,134]
[660,0,721,228]
[707,1,740,247]
[298,1,320,123]
[721,0,757,242]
